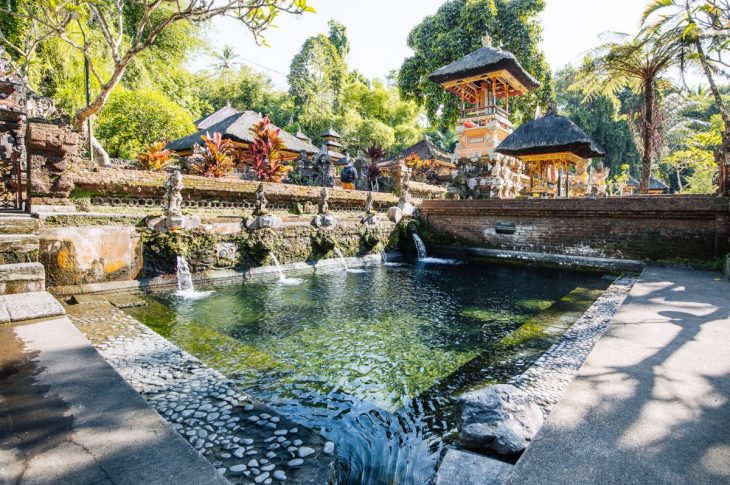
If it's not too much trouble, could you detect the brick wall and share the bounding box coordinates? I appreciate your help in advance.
[420,196,730,261]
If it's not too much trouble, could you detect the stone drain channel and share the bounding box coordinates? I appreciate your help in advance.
[66,299,337,484]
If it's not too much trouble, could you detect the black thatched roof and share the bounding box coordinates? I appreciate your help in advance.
[167,107,317,153]
[396,139,453,164]
[428,46,540,90]
[495,113,605,159]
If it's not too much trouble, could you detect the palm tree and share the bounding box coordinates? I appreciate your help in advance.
[572,32,680,193]
[212,45,240,74]
[642,0,730,194]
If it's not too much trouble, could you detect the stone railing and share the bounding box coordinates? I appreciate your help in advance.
[66,162,447,213]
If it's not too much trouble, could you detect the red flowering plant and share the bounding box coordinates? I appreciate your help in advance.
[244,116,289,183]
[192,132,235,178]
[136,141,175,171]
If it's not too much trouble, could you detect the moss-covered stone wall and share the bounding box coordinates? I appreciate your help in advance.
[39,215,403,287]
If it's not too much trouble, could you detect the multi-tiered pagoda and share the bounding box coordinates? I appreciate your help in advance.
[429,35,540,198]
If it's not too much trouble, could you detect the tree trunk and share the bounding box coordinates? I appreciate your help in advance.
[640,82,655,195]
[676,165,683,192]
[73,58,131,167]
[695,39,730,195]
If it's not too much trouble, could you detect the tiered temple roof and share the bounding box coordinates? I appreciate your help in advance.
[167,107,318,159]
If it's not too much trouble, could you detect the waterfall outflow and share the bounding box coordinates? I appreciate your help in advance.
[380,249,387,263]
[176,256,213,299]
[176,255,194,292]
[412,234,428,259]
[333,247,349,271]
[270,253,303,285]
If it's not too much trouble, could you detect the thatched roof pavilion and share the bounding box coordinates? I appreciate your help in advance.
[495,111,605,159]
[427,35,540,163]
[429,47,540,98]
[495,107,604,196]
[167,106,317,161]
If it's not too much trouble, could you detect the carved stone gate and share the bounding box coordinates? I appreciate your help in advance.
[0,49,29,211]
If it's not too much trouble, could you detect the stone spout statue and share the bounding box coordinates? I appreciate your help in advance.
[163,169,184,218]
[312,187,338,228]
[318,187,330,214]
[253,183,269,216]
[364,190,374,215]
[361,191,379,225]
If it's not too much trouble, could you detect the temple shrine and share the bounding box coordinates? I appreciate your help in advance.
[495,105,608,197]
[429,35,540,198]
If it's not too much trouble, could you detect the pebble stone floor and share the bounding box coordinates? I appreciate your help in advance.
[510,274,637,414]
[67,301,337,485]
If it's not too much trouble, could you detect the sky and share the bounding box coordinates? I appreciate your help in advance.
[199,0,686,89]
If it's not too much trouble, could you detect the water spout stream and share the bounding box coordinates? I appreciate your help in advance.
[270,253,303,285]
[176,256,213,299]
[333,247,349,271]
[412,234,427,259]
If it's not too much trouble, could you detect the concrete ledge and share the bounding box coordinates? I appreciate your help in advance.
[0,316,226,484]
[435,449,513,485]
[431,246,644,273]
[1,291,65,322]
[0,215,40,234]
[0,234,39,264]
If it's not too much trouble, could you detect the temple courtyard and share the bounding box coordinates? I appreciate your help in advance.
[1,0,730,484]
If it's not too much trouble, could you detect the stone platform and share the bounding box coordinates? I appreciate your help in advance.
[506,266,730,484]
[0,315,226,484]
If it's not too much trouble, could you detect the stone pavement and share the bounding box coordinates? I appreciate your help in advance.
[0,315,226,485]
[506,266,730,484]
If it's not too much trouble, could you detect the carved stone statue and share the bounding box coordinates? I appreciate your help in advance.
[361,191,379,225]
[163,169,184,218]
[364,190,374,214]
[253,183,268,216]
[314,143,333,187]
[312,187,338,228]
[318,187,329,214]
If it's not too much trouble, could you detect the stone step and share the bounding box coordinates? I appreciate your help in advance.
[0,215,40,234]
[0,290,65,323]
[0,234,40,264]
[0,262,45,295]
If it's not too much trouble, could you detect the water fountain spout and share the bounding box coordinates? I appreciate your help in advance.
[412,234,427,260]
[176,256,213,298]
[177,255,194,292]
[333,247,349,271]
[270,253,303,285]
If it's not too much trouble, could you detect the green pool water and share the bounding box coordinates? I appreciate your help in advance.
[126,260,610,484]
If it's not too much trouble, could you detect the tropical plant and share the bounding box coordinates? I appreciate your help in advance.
[365,145,385,162]
[136,142,175,171]
[609,163,633,195]
[212,45,240,74]
[245,117,288,183]
[193,132,235,178]
[642,0,730,193]
[571,31,680,193]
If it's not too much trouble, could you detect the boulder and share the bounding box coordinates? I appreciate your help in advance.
[457,384,543,455]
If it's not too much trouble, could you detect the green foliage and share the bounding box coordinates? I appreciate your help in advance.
[555,67,641,177]
[96,89,195,159]
[665,114,723,193]
[197,66,294,128]
[398,0,553,130]
[288,22,424,152]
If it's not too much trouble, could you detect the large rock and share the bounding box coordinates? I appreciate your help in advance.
[457,384,543,455]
